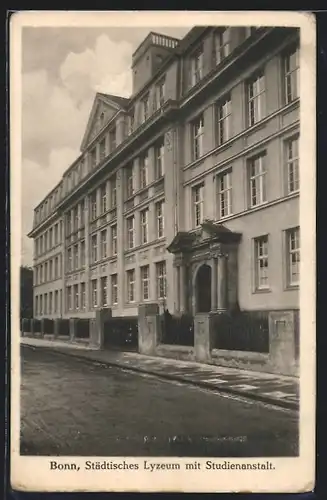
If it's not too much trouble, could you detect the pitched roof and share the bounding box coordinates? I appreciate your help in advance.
[97,92,130,109]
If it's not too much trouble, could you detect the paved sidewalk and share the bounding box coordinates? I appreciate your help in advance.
[21,336,299,411]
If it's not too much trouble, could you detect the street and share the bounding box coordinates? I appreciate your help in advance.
[20,345,299,457]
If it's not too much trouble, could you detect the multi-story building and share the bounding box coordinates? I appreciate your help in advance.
[28,25,300,322]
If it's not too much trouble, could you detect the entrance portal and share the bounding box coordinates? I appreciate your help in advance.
[195,264,212,313]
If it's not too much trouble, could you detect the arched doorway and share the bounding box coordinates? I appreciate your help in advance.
[195,264,212,313]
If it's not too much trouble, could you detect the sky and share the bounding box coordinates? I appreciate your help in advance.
[21,25,190,266]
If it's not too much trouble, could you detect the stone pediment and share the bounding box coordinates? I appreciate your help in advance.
[80,92,130,151]
[167,220,241,254]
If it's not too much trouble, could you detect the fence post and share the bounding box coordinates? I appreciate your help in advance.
[69,318,77,343]
[138,303,160,355]
[21,318,27,337]
[268,310,296,375]
[194,313,214,363]
[31,318,35,337]
[40,318,45,338]
[53,318,60,339]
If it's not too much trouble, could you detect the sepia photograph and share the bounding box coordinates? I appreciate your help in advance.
[10,10,316,493]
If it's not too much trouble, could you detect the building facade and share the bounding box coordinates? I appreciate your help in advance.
[28,26,300,321]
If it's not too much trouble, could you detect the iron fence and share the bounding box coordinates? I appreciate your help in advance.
[212,311,269,353]
[160,312,194,346]
[75,318,90,339]
[103,316,138,350]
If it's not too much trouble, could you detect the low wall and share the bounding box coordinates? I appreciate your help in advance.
[156,344,195,362]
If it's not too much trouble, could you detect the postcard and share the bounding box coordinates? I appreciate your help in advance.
[10,10,316,493]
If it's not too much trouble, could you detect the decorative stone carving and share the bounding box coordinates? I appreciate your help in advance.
[125,255,135,264]
[154,246,165,257]
[140,251,149,260]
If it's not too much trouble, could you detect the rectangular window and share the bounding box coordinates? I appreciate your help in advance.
[49,292,53,314]
[155,139,165,179]
[248,154,267,207]
[91,234,98,263]
[111,274,118,305]
[255,236,269,290]
[99,138,106,161]
[44,293,48,315]
[49,260,53,280]
[141,265,150,300]
[110,174,117,208]
[111,225,117,255]
[287,227,300,286]
[142,94,149,122]
[40,264,43,283]
[139,152,149,189]
[156,200,165,238]
[192,115,204,160]
[49,228,53,248]
[156,261,167,299]
[54,257,59,279]
[90,191,97,220]
[39,295,43,315]
[190,46,204,86]
[285,136,299,194]
[101,276,108,306]
[126,164,134,198]
[44,231,48,252]
[126,269,135,303]
[284,46,300,104]
[90,148,97,169]
[126,216,135,249]
[192,184,204,227]
[54,291,58,314]
[54,224,58,245]
[74,244,79,270]
[109,127,116,152]
[73,206,79,232]
[100,229,107,259]
[80,240,85,267]
[35,296,38,316]
[215,28,231,65]
[217,96,232,145]
[217,170,232,218]
[67,248,72,272]
[101,184,107,213]
[140,208,149,244]
[156,78,165,109]
[91,280,97,308]
[80,199,85,226]
[128,108,135,135]
[44,262,48,282]
[247,72,265,126]
[74,284,79,310]
[81,283,86,309]
[67,286,72,311]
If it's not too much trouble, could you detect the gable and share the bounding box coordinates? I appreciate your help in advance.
[80,94,121,152]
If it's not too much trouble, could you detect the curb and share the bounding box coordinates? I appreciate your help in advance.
[22,343,299,412]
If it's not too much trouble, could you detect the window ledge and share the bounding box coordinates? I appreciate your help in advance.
[253,288,271,295]
[284,285,299,291]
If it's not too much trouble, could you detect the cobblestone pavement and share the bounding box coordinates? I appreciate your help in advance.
[20,344,299,457]
[21,337,299,410]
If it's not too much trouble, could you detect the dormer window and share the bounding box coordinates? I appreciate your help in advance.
[109,127,116,152]
[190,45,204,87]
[142,94,149,122]
[129,108,135,135]
[99,138,106,161]
[156,78,166,109]
[215,28,231,65]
